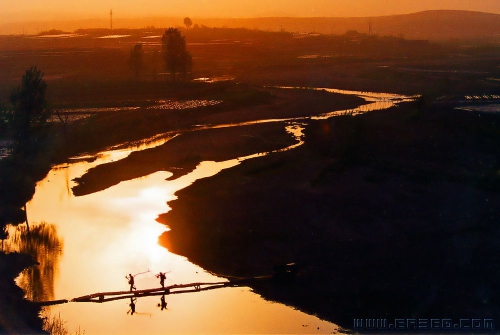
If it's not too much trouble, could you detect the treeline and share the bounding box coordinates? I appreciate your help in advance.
[128,28,192,81]
[0,67,57,236]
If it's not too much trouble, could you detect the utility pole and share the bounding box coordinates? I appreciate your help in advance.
[369,19,373,36]
[110,9,113,32]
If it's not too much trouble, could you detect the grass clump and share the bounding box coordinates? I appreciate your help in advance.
[42,312,85,335]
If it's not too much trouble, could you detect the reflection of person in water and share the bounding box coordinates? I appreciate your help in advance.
[156,272,167,288]
[157,295,168,310]
[128,297,137,315]
[126,273,136,291]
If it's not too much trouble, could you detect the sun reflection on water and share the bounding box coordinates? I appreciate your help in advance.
[4,85,416,333]
[15,136,336,333]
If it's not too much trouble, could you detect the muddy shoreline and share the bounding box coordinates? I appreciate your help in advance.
[1,25,499,333]
[0,85,364,333]
[71,87,364,195]
[67,90,500,331]
[3,90,500,333]
[156,103,500,330]
[0,253,46,334]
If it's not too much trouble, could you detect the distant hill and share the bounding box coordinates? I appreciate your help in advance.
[1,10,500,40]
[199,11,500,40]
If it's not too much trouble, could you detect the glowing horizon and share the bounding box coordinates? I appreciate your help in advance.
[2,0,500,22]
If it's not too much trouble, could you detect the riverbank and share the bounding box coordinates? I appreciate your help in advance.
[0,83,363,333]
[0,253,46,334]
[1,25,499,333]
[70,86,364,195]
[157,101,500,329]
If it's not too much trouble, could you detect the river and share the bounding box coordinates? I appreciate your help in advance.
[5,87,414,334]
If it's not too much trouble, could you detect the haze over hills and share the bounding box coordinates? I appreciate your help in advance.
[1,10,500,40]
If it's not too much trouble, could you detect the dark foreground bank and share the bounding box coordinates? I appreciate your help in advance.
[158,101,500,331]
[0,253,46,334]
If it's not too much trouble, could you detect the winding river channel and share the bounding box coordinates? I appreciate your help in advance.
[5,87,414,334]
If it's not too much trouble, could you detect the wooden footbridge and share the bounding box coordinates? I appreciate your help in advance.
[36,275,274,307]
[36,263,299,307]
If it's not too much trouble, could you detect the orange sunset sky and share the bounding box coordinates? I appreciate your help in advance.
[2,0,500,21]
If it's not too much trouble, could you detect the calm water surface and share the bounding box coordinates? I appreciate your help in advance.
[9,128,335,334]
[7,87,414,334]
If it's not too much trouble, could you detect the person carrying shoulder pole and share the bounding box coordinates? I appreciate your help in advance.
[156,272,167,288]
[126,273,136,291]
[125,269,150,291]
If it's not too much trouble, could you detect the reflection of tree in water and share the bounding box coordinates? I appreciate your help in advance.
[6,222,63,302]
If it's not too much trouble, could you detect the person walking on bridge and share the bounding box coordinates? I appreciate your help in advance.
[156,272,167,288]
[126,273,136,291]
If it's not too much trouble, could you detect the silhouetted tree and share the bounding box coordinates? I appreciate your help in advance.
[54,109,69,138]
[0,102,11,137]
[128,43,144,79]
[0,67,55,232]
[184,17,193,30]
[9,66,51,145]
[161,28,193,82]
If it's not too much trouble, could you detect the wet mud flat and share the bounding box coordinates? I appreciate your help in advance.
[69,87,364,195]
[61,85,363,157]
[157,103,500,330]
[72,122,297,196]
[0,83,362,333]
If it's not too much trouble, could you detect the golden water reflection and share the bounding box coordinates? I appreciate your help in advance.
[312,87,417,118]
[5,222,63,302]
[4,85,417,333]
[22,134,336,334]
